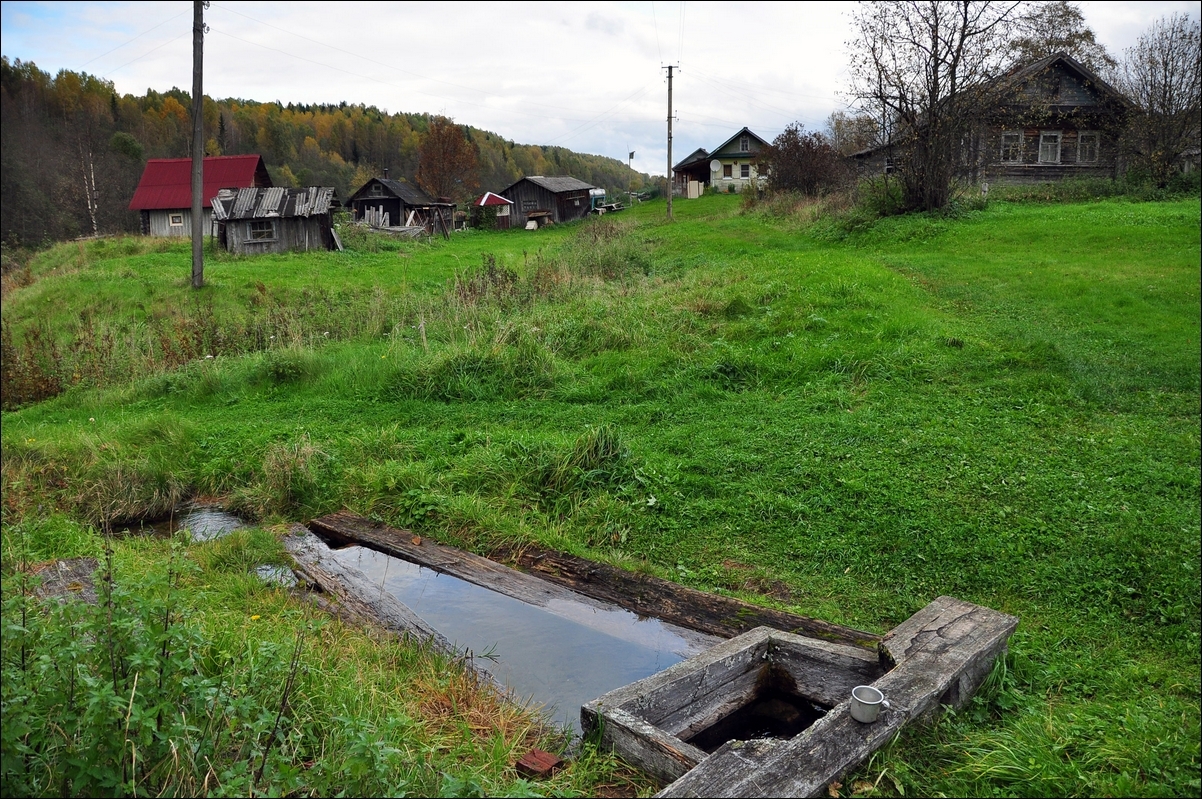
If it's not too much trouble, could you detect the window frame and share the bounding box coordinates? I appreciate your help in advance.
[1039,131,1062,164]
[740,164,750,179]
[723,164,733,179]
[168,213,184,226]
[739,135,749,152]
[247,219,277,242]
[1000,131,1023,163]
[1077,131,1099,163]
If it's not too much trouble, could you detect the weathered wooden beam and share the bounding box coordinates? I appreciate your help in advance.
[310,511,880,651]
[308,511,719,656]
[283,525,453,657]
[500,544,881,650]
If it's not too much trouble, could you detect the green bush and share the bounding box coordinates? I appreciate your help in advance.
[1,549,310,797]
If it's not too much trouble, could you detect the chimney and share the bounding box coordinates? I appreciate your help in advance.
[384,167,389,179]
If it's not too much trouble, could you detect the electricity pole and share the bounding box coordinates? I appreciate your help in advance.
[190,1,206,289]
[665,65,674,221]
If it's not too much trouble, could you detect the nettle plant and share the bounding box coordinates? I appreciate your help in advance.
[0,541,308,798]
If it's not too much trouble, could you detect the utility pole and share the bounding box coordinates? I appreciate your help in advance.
[190,0,206,289]
[665,65,674,221]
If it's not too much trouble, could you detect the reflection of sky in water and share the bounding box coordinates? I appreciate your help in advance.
[334,545,690,732]
[116,506,246,541]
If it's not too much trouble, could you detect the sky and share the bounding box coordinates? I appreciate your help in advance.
[1,1,1197,176]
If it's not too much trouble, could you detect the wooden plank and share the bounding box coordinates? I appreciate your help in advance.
[499,544,882,650]
[309,513,879,650]
[283,525,453,657]
[581,705,708,785]
[590,628,772,729]
[309,512,720,656]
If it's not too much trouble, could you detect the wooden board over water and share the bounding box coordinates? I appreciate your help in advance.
[309,511,880,650]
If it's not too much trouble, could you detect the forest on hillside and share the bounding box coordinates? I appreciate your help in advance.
[0,56,649,246]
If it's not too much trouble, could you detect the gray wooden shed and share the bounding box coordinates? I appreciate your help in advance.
[499,176,596,228]
[211,186,340,255]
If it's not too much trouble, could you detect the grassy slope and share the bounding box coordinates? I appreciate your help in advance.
[2,195,1199,797]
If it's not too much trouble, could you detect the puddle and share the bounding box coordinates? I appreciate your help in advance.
[115,505,247,542]
[255,565,298,588]
[333,545,691,732]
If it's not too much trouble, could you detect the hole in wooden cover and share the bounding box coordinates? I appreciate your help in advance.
[684,664,831,753]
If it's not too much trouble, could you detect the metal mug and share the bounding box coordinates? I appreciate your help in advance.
[850,685,891,723]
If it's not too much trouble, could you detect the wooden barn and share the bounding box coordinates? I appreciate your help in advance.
[128,155,271,236]
[499,176,596,228]
[211,186,339,255]
[346,174,455,236]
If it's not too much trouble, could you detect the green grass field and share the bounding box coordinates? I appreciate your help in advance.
[3,194,1199,797]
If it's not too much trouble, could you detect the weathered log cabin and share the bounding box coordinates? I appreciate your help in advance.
[211,186,339,255]
[853,52,1131,185]
[499,176,596,228]
[345,175,455,235]
[128,155,271,236]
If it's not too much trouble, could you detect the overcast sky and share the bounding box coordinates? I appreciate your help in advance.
[1,1,1197,175]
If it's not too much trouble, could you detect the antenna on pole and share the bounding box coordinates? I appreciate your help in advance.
[664,64,674,221]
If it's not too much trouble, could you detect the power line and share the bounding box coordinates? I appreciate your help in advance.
[78,9,189,70]
[651,1,663,63]
[107,31,190,76]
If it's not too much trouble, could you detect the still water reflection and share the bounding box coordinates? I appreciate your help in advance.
[333,545,690,732]
[117,505,247,541]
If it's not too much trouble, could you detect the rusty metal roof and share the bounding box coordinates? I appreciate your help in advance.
[129,155,269,210]
[211,186,338,221]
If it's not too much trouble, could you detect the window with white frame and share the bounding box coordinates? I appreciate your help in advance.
[169,213,184,226]
[1000,132,1022,162]
[723,164,733,178]
[247,220,276,241]
[1078,131,1099,163]
[739,135,749,152]
[1039,131,1061,164]
[740,164,750,178]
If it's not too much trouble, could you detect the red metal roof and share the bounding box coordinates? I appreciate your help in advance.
[128,155,269,210]
[472,191,514,207]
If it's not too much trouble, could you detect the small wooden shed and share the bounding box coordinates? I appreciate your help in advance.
[499,176,596,228]
[346,175,455,236]
[211,186,339,255]
[128,155,271,237]
[469,191,515,230]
